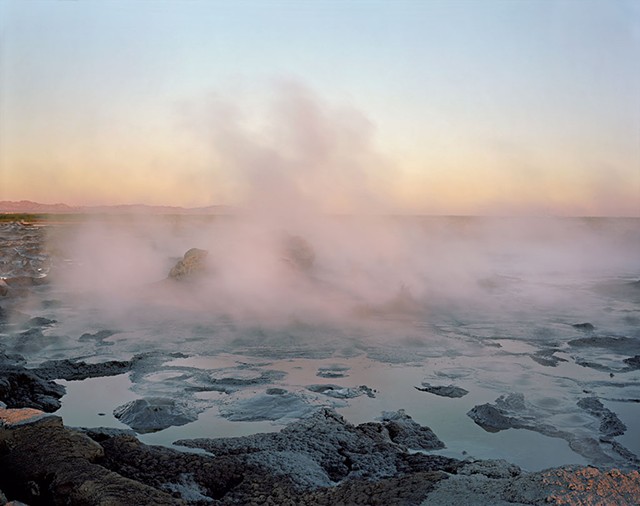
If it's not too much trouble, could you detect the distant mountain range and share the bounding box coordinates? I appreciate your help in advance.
[0,200,232,215]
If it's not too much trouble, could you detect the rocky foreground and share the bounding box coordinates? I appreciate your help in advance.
[1,401,639,506]
[0,344,639,506]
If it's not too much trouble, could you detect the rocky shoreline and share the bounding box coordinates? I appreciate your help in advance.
[1,351,639,505]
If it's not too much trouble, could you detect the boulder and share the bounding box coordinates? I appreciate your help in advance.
[168,248,209,281]
[0,363,65,412]
[113,397,198,433]
[0,411,181,505]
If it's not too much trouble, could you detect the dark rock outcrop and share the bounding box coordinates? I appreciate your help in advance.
[35,358,131,381]
[178,408,447,489]
[415,383,469,398]
[0,362,65,412]
[0,407,182,505]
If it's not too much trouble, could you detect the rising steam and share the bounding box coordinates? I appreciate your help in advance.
[48,84,640,334]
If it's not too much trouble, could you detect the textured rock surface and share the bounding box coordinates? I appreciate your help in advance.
[0,413,181,505]
[0,403,639,505]
[35,358,131,381]
[423,461,640,506]
[0,362,65,412]
[168,248,209,280]
[113,397,199,433]
[177,408,448,489]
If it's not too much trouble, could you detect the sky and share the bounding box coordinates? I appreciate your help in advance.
[0,0,638,216]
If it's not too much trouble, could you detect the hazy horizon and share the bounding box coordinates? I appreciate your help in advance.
[3,198,640,219]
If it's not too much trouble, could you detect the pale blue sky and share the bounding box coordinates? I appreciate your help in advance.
[1,0,638,215]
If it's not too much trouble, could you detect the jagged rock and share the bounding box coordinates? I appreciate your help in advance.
[0,363,65,412]
[0,279,8,297]
[168,248,209,280]
[0,413,181,505]
[91,412,455,505]
[178,408,448,490]
[415,383,469,398]
[467,403,516,432]
[34,358,131,381]
[113,397,198,433]
[379,409,446,450]
[2,404,636,506]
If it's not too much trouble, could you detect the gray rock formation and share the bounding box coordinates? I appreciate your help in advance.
[415,383,469,398]
[35,358,131,381]
[178,408,447,489]
[113,397,198,433]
